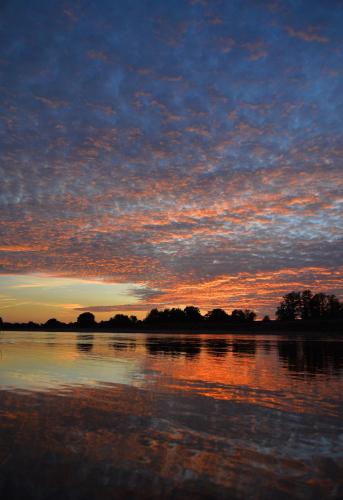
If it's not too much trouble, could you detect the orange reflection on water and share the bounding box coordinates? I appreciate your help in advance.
[0,332,342,499]
[144,336,343,416]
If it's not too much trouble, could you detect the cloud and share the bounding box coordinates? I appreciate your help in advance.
[1,0,342,319]
[286,26,329,43]
[75,303,159,313]
[35,96,68,109]
[241,40,268,61]
[0,246,49,252]
[186,126,210,137]
[74,265,343,317]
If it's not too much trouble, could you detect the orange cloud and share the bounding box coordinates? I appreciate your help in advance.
[0,245,49,252]
[286,26,329,43]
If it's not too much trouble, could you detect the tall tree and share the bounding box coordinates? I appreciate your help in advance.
[205,308,230,323]
[184,306,203,322]
[276,290,343,320]
[76,312,96,328]
[276,292,301,321]
[300,290,313,320]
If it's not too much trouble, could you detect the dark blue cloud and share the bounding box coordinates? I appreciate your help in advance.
[0,0,342,315]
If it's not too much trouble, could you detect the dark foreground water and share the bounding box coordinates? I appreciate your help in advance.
[0,332,342,499]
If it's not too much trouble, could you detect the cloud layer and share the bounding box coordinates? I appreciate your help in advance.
[1,0,342,318]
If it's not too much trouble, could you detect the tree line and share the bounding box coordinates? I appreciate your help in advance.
[276,290,343,321]
[67,306,257,329]
[0,306,257,331]
[0,289,342,331]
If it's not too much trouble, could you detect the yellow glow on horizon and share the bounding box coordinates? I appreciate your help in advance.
[0,265,342,323]
[0,274,143,323]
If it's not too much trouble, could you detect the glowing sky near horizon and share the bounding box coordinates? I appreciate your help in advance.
[1,0,343,322]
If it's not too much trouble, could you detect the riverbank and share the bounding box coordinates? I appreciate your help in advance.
[2,319,342,334]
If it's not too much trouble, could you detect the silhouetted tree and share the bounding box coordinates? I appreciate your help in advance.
[327,294,342,318]
[231,309,245,322]
[246,310,257,322]
[144,307,186,325]
[276,290,343,321]
[262,315,270,322]
[300,290,313,320]
[166,308,186,322]
[308,292,342,319]
[27,321,39,329]
[144,308,164,325]
[44,318,64,329]
[205,308,230,323]
[276,292,301,321]
[231,309,256,322]
[76,312,96,328]
[108,314,132,327]
[309,293,328,319]
[184,306,203,322]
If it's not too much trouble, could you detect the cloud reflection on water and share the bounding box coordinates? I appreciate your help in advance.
[0,332,342,498]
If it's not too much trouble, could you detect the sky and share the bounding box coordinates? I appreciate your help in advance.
[0,0,343,323]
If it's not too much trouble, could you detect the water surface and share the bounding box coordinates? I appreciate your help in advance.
[0,332,342,499]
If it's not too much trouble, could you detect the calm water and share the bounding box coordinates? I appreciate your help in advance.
[0,332,342,499]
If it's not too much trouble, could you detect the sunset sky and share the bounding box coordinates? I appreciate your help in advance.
[1,0,342,323]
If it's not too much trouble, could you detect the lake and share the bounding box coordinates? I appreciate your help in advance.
[0,332,342,499]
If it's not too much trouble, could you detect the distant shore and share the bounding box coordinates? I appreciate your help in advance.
[2,319,342,335]
[2,290,342,336]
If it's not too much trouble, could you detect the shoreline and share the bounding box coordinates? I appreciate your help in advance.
[2,320,343,336]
